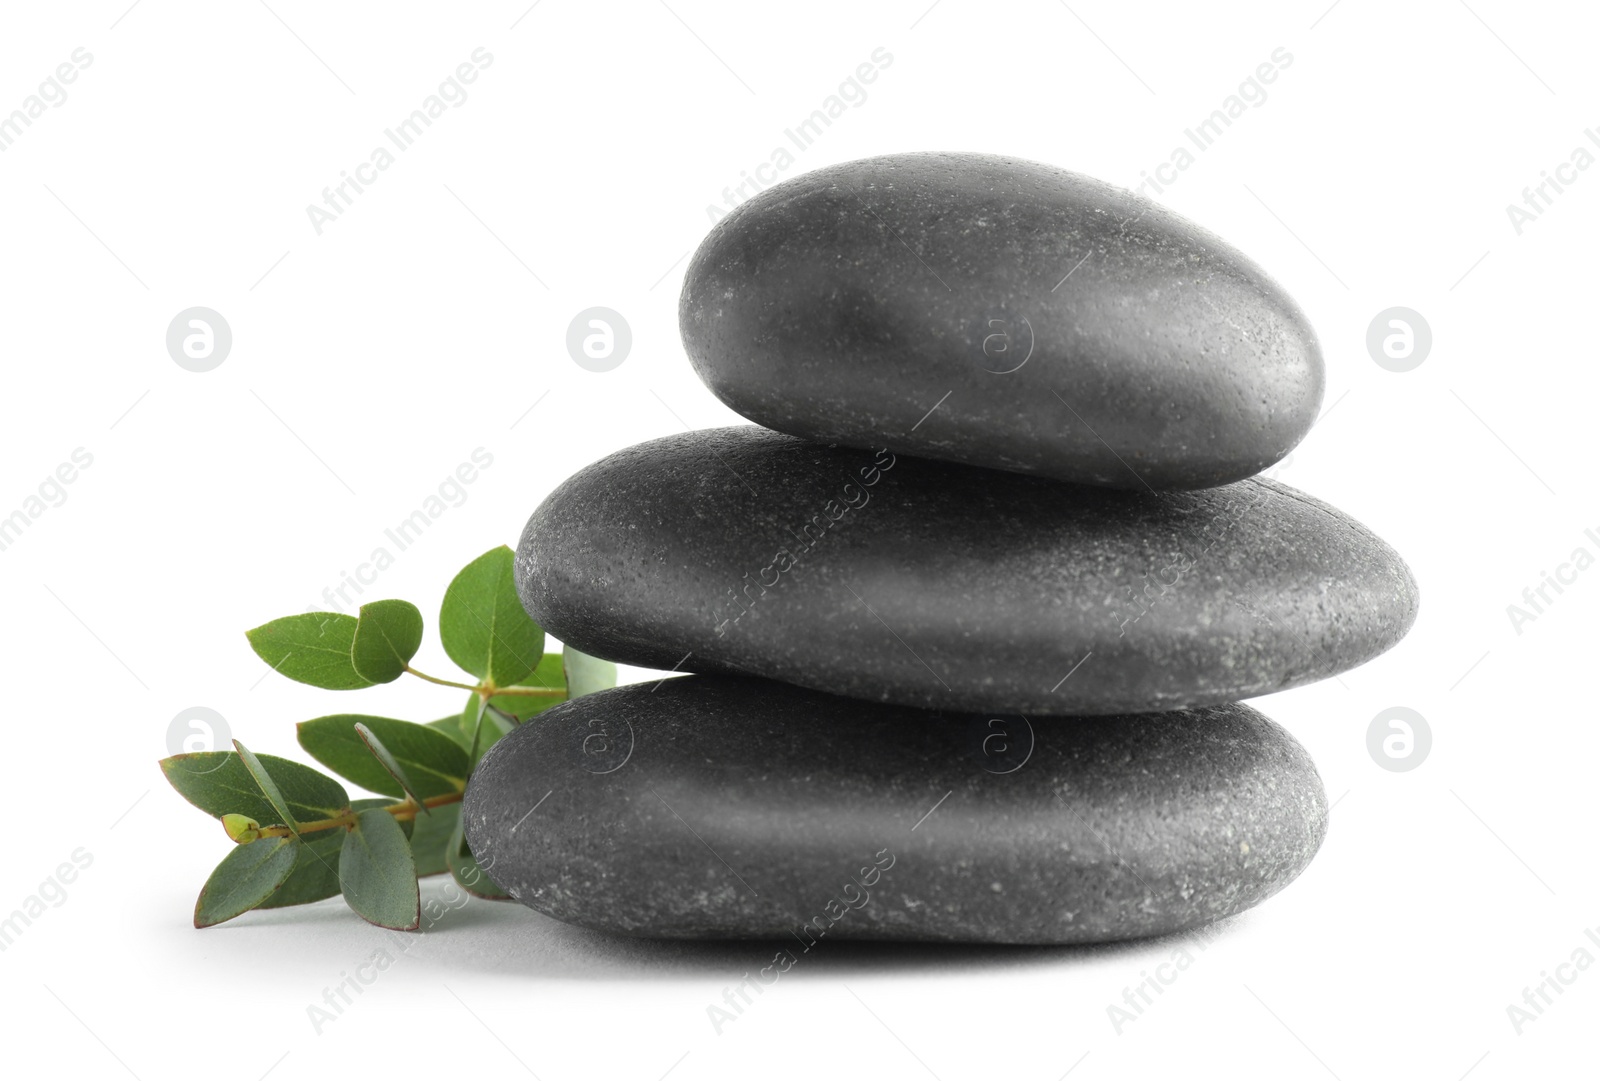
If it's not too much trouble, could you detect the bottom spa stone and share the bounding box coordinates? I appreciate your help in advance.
[462,676,1327,944]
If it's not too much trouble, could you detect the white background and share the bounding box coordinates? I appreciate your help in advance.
[1,1,1595,1078]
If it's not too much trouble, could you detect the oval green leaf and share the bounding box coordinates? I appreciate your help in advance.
[245,612,373,690]
[563,644,617,698]
[162,750,350,827]
[354,722,429,812]
[340,808,420,930]
[297,715,470,799]
[194,835,300,928]
[233,740,300,833]
[256,829,344,910]
[350,599,424,684]
[438,546,544,687]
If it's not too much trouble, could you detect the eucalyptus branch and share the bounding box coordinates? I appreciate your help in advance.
[250,791,464,841]
[159,544,619,931]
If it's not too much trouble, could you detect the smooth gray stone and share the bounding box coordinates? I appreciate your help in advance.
[680,151,1323,490]
[462,676,1328,943]
[515,427,1418,714]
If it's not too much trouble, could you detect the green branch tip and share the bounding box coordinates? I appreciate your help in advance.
[222,814,262,844]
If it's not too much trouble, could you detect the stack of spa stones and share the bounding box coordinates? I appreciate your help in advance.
[463,153,1418,944]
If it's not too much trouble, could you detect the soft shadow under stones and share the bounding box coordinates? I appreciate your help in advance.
[261,878,1260,982]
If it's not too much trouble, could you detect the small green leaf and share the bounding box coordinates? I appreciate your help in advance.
[458,693,516,762]
[256,830,344,910]
[410,802,460,877]
[340,808,420,930]
[194,836,300,928]
[162,751,349,826]
[298,715,470,799]
[350,599,424,684]
[563,644,617,698]
[234,740,303,834]
[354,722,429,813]
[464,695,492,763]
[245,612,373,690]
[447,816,510,900]
[438,546,545,687]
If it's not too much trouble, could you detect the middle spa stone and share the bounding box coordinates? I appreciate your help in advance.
[514,427,1417,714]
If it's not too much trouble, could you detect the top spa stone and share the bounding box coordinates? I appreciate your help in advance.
[680,152,1323,490]
[515,428,1418,715]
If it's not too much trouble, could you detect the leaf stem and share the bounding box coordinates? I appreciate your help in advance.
[402,666,478,691]
[483,685,565,698]
[400,666,562,698]
[252,791,463,840]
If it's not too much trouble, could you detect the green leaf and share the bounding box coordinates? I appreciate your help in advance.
[194,836,300,927]
[410,802,460,877]
[297,715,470,799]
[256,800,413,909]
[162,751,350,827]
[245,612,373,690]
[458,693,516,761]
[255,830,343,910]
[447,816,510,900]
[427,715,471,750]
[563,644,617,698]
[354,722,429,812]
[526,650,567,693]
[340,808,420,930]
[235,740,303,834]
[464,694,492,763]
[438,546,544,687]
[350,599,424,684]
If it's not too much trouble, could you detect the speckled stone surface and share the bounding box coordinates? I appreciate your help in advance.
[680,151,1323,491]
[462,676,1328,943]
[515,427,1418,714]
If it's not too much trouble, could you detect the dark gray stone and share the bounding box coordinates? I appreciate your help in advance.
[680,151,1323,490]
[515,427,1418,714]
[462,676,1328,943]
